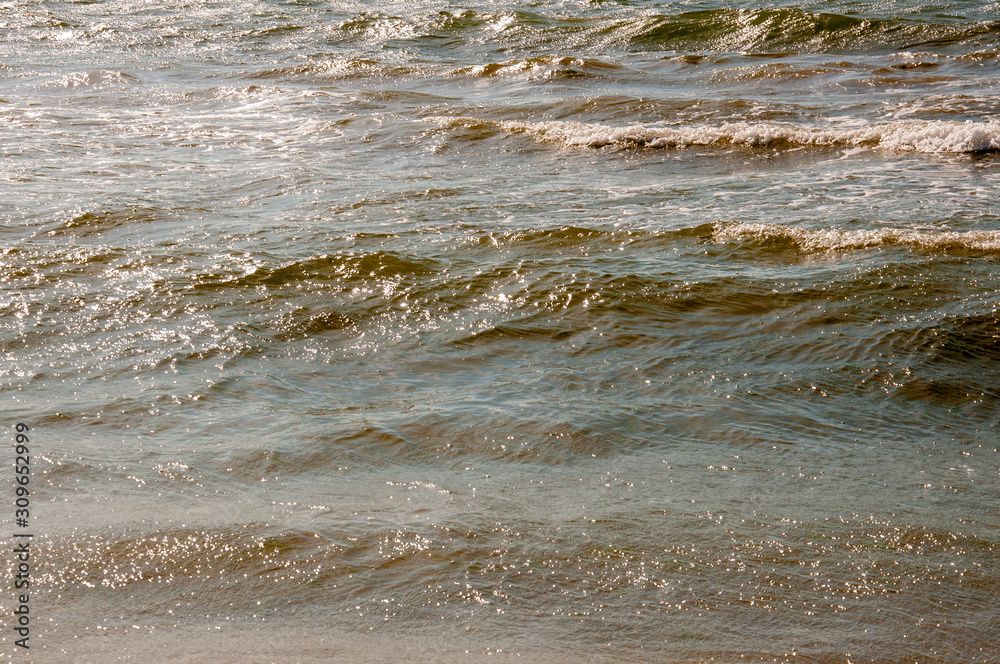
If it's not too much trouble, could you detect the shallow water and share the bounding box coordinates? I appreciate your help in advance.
[2,0,999,662]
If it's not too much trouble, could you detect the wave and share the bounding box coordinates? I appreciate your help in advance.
[324,7,999,54]
[626,8,1000,53]
[250,7,1000,55]
[46,206,164,237]
[42,69,138,89]
[251,55,628,83]
[450,54,628,81]
[250,58,424,81]
[713,222,1000,253]
[193,251,440,291]
[428,116,1000,153]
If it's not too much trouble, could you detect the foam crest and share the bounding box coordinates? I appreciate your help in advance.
[431,117,1000,153]
[714,222,1000,253]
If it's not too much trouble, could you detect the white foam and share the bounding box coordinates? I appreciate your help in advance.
[429,116,1000,153]
[713,222,1000,252]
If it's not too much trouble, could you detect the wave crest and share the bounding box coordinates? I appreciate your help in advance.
[429,116,1000,153]
[713,222,1000,253]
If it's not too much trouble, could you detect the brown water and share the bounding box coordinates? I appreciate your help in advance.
[2,0,1000,661]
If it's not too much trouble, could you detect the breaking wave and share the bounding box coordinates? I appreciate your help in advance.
[714,222,1000,253]
[429,116,1000,153]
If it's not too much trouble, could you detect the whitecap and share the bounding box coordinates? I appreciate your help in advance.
[428,116,1000,153]
[713,222,1000,252]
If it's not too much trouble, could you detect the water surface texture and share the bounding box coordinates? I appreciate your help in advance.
[2,0,1000,662]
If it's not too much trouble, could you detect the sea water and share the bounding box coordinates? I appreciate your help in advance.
[1,0,999,661]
